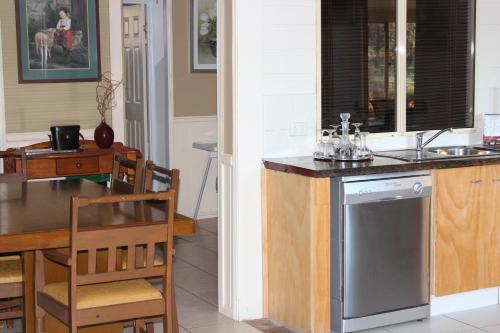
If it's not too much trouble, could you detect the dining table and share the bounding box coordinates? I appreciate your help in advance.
[0,179,186,333]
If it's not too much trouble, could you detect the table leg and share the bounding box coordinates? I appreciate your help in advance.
[172,281,179,333]
[22,252,34,333]
[194,155,214,222]
[172,273,179,333]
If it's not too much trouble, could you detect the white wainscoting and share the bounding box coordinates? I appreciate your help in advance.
[430,287,500,316]
[172,116,218,219]
[5,129,95,149]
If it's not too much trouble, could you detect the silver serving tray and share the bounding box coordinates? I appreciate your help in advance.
[313,152,373,162]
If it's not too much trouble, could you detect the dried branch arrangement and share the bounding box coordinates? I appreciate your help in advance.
[96,72,123,122]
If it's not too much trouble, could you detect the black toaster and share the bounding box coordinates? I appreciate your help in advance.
[49,125,83,151]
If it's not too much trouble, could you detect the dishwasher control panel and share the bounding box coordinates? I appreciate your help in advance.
[342,174,432,205]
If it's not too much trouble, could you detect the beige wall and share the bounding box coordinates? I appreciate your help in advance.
[0,1,110,134]
[172,0,217,117]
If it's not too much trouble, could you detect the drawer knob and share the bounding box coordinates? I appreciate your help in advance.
[76,162,82,168]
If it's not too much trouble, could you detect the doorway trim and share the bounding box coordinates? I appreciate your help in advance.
[109,1,125,143]
[217,0,241,320]
[165,0,175,169]
[115,0,172,167]
[0,19,6,151]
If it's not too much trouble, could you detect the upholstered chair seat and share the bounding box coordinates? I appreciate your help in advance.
[0,258,23,284]
[42,279,162,310]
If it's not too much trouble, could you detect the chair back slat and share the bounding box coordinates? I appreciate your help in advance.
[126,244,135,270]
[74,224,169,251]
[87,249,97,274]
[143,160,180,211]
[0,149,27,183]
[146,244,155,269]
[76,266,166,286]
[111,153,143,194]
[107,247,117,272]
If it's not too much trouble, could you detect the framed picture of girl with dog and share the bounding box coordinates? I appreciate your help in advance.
[15,0,101,83]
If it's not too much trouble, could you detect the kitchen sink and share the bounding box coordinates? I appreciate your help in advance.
[425,147,497,157]
[375,146,500,162]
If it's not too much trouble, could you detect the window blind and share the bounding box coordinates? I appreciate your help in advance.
[321,0,397,133]
[407,0,475,132]
[321,0,475,133]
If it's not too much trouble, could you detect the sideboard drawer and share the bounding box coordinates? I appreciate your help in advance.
[56,157,100,175]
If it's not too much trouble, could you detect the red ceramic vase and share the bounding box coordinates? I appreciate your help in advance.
[94,121,114,149]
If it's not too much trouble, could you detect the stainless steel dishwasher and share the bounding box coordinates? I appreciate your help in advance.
[331,171,432,333]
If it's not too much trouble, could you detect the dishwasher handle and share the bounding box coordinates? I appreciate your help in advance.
[377,195,405,202]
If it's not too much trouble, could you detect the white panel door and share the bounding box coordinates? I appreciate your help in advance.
[123,4,149,157]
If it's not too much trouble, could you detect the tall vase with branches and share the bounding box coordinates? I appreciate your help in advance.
[94,72,122,149]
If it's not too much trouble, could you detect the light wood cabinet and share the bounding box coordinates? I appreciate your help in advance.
[492,165,500,287]
[262,169,331,333]
[434,165,500,296]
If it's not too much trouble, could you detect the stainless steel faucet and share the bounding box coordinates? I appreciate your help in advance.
[416,128,453,150]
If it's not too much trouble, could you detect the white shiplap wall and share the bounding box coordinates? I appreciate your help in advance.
[261,0,500,158]
[262,0,318,157]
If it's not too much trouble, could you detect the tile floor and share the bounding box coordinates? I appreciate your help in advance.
[246,305,500,333]
[167,217,260,333]
[355,304,500,333]
[1,218,499,333]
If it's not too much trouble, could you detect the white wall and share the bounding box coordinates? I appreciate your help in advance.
[232,0,500,321]
[262,0,318,158]
[261,0,500,158]
[233,0,264,321]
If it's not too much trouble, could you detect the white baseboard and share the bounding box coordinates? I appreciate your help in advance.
[430,287,500,316]
[172,116,218,218]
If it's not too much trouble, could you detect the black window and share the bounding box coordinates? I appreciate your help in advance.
[321,0,475,133]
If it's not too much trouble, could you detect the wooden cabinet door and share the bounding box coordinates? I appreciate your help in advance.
[490,165,500,286]
[434,166,496,296]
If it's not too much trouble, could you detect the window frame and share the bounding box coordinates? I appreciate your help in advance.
[316,0,479,140]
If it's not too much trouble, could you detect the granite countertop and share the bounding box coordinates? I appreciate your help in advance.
[263,154,500,178]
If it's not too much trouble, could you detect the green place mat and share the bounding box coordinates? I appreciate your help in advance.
[66,174,110,184]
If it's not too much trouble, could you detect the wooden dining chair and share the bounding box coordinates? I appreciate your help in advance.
[0,149,27,183]
[143,161,180,210]
[0,255,24,328]
[0,150,26,327]
[34,191,176,333]
[111,152,144,194]
[143,161,195,237]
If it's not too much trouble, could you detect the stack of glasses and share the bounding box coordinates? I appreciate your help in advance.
[314,113,374,161]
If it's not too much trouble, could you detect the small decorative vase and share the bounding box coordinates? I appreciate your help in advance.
[94,121,114,149]
[209,40,217,58]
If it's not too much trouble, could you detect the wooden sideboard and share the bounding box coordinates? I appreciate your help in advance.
[7,140,140,180]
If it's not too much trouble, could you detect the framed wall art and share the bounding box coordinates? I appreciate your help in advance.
[15,0,101,83]
[191,0,217,73]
